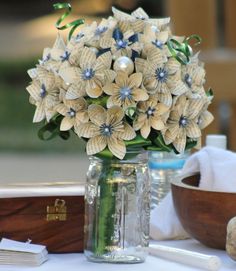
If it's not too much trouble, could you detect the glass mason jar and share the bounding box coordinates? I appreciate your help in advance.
[84,153,150,263]
[148,151,190,209]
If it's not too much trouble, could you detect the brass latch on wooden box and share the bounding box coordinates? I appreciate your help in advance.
[47,199,67,221]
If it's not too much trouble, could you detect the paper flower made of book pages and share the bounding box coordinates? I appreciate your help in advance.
[26,6,214,159]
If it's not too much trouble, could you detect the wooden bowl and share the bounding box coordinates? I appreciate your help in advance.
[171,173,236,250]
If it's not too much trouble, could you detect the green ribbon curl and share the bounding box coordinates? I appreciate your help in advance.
[53,2,84,40]
[167,35,202,65]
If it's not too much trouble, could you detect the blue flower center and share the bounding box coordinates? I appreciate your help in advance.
[100,124,113,137]
[146,106,155,118]
[120,87,132,101]
[116,39,128,49]
[39,54,50,64]
[156,68,168,83]
[68,108,76,118]
[135,16,145,20]
[82,68,95,80]
[184,73,192,88]
[43,53,50,62]
[75,32,84,42]
[60,51,70,62]
[152,39,163,49]
[179,116,188,127]
[40,84,47,98]
[95,26,108,36]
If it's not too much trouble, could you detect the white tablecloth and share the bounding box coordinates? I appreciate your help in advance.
[0,239,235,271]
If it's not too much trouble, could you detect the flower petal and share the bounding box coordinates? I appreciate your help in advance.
[53,34,66,50]
[147,48,166,65]
[162,129,175,145]
[100,37,114,49]
[158,93,172,107]
[79,47,96,69]
[103,83,118,95]
[133,114,147,130]
[173,130,186,153]
[166,58,180,74]
[169,80,188,96]
[128,73,142,88]
[157,31,169,43]
[118,122,136,140]
[143,77,158,92]
[151,118,165,130]
[55,103,68,116]
[108,137,126,159]
[156,103,169,115]
[112,6,132,21]
[104,70,117,83]
[59,67,82,84]
[131,7,149,19]
[66,82,86,99]
[26,82,41,101]
[33,103,45,123]
[86,135,107,155]
[118,20,131,33]
[60,117,74,131]
[107,106,124,124]
[169,109,181,122]
[88,104,106,126]
[132,88,149,102]
[86,84,103,98]
[94,51,112,70]
[135,58,146,73]
[192,66,205,86]
[107,95,121,108]
[186,120,201,138]
[199,111,214,129]
[75,122,99,138]
[115,72,128,87]
[27,68,37,79]
[37,67,56,89]
[76,111,89,123]
[168,123,181,138]
[50,48,64,61]
[141,120,151,138]
[188,99,204,119]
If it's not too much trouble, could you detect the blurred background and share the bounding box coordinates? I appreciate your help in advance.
[0,0,235,183]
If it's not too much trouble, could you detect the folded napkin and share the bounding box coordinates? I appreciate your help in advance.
[150,146,236,240]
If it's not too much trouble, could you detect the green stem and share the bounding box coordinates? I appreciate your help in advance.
[92,162,118,255]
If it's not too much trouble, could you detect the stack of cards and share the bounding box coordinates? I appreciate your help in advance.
[0,238,48,266]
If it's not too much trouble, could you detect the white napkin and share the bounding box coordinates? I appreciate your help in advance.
[150,146,236,240]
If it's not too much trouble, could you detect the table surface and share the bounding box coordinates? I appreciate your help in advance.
[0,239,235,271]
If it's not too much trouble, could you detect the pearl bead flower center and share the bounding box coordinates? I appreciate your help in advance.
[116,39,128,49]
[95,26,108,36]
[100,124,113,137]
[75,32,84,42]
[68,108,76,118]
[184,73,192,88]
[82,68,95,80]
[60,51,70,62]
[146,107,155,118]
[120,87,132,100]
[42,53,50,63]
[156,68,168,82]
[179,116,188,127]
[40,84,47,98]
[152,39,163,49]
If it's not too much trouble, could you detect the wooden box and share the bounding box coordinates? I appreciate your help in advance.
[0,182,85,253]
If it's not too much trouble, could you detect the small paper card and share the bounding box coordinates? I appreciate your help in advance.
[0,238,48,266]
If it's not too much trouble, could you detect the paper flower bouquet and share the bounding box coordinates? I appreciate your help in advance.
[26,5,213,160]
